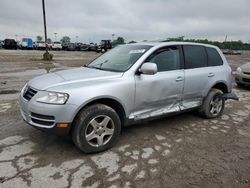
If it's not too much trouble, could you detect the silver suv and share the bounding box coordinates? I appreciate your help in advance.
[19,42,237,153]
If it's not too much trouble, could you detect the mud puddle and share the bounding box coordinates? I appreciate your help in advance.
[0,93,19,101]
[0,63,73,77]
[0,90,19,95]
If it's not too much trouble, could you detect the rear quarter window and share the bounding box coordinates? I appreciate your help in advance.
[183,45,207,69]
[206,47,223,66]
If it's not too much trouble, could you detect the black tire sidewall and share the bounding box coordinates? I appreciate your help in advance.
[72,104,121,153]
[201,89,225,118]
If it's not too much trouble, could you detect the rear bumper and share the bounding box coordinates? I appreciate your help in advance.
[221,92,239,101]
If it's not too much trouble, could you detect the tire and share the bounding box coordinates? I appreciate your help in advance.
[198,88,225,119]
[72,104,121,153]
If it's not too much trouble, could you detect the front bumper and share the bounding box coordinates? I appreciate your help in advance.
[18,88,78,136]
[234,72,250,86]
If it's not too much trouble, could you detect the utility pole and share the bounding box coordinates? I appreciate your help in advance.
[54,32,57,41]
[42,0,48,52]
[42,0,53,60]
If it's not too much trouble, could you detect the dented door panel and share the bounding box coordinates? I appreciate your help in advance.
[132,70,184,120]
[183,66,215,108]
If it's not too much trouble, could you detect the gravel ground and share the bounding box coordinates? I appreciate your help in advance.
[0,50,250,188]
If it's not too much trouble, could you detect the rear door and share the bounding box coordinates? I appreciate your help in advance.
[182,45,211,109]
[206,46,224,79]
[133,46,185,120]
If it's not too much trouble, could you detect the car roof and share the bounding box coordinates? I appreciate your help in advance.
[130,41,217,49]
[4,39,15,41]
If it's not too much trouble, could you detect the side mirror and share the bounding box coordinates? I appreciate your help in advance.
[139,63,157,75]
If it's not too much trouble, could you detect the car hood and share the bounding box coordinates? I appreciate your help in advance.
[28,67,123,90]
[241,62,250,72]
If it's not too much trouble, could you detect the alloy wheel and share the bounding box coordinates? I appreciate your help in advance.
[85,115,115,147]
[210,96,223,116]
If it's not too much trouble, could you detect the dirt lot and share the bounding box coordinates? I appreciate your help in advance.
[0,49,250,188]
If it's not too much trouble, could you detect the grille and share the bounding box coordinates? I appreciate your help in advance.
[30,112,55,127]
[242,78,250,83]
[23,87,37,101]
[243,72,250,75]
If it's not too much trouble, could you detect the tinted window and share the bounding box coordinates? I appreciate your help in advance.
[183,45,207,69]
[146,46,180,72]
[206,47,223,66]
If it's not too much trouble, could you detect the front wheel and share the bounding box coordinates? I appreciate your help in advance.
[72,104,121,153]
[198,88,225,119]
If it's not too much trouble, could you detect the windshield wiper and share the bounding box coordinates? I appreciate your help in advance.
[83,64,101,69]
[87,60,109,70]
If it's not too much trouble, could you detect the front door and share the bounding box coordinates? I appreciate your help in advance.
[132,46,184,120]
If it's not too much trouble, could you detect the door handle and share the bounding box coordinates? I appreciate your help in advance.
[208,73,215,77]
[176,76,184,82]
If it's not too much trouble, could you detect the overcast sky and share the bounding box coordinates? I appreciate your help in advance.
[0,0,249,43]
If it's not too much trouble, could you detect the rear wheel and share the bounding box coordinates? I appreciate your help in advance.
[198,88,225,118]
[72,104,121,153]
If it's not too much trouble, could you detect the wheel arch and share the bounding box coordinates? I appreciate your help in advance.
[204,81,229,99]
[211,81,229,93]
[71,96,127,131]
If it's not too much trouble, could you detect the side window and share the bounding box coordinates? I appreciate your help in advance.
[183,45,207,69]
[146,46,180,72]
[206,47,223,66]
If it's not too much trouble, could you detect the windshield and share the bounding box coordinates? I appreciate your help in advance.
[87,45,152,72]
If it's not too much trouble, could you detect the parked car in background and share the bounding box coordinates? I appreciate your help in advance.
[62,43,76,51]
[222,49,241,55]
[16,41,22,49]
[19,42,238,153]
[52,42,62,50]
[62,43,69,51]
[0,40,3,49]
[48,41,53,50]
[67,43,76,51]
[88,43,98,51]
[21,38,34,49]
[36,41,45,50]
[3,39,17,49]
[234,62,250,87]
[33,42,37,49]
[75,43,89,51]
[97,40,112,53]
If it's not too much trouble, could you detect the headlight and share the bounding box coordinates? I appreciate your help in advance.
[36,91,69,104]
[236,67,242,73]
